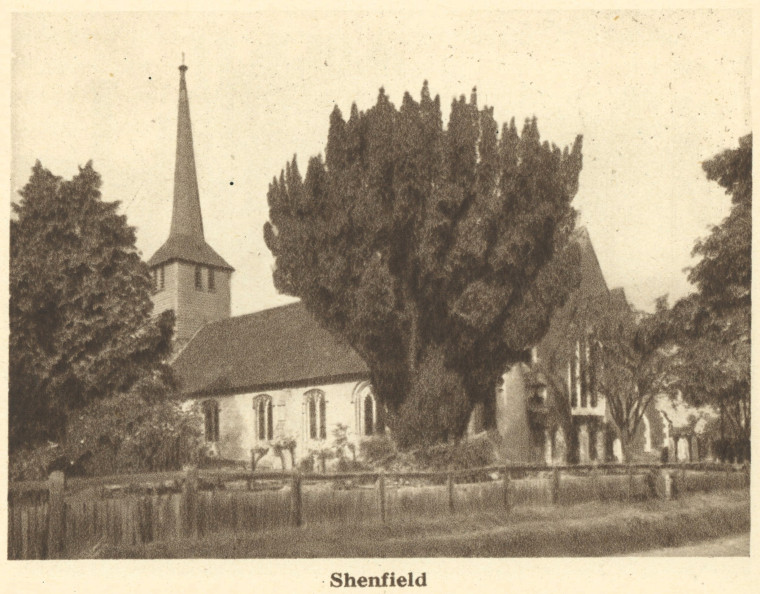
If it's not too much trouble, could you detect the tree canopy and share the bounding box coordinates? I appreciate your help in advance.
[591,300,675,461]
[10,161,175,451]
[264,84,583,445]
[640,134,751,455]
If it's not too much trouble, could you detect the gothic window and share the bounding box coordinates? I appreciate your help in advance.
[253,395,274,441]
[305,389,327,441]
[589,340,599,407]
[203,400,220,442]
[569,341,580,408]
[207,268,215,292]
[195,265,203,290]
[363,394,375,436]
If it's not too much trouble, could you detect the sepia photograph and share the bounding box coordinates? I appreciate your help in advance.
[6,5,752,579]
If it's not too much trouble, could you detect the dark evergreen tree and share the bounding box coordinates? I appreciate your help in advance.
[264,84,583,446]
[10,161,175,451]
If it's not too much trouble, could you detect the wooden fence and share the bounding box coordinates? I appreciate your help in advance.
[8,462,750,559]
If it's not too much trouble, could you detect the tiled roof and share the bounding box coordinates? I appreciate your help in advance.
[172,302,369,396]
[147,233,233,270]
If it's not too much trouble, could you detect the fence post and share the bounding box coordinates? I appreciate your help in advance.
[378,472,386,523]
[138,495,153,544]
[47,471,66,559]
[551,468,561,505]
[669,470,679,500]
[503,467,513,514]
[291,471,303,527]
[447,473,455,514]
[181,467,198,538]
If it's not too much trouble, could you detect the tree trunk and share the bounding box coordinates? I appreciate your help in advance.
[619,433,630,464]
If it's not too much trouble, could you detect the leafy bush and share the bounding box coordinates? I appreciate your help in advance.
[408,433,498,471]
[358,431,500,474]
[9,383,203,481]
[359,435,398,466]
[298,456,315,473]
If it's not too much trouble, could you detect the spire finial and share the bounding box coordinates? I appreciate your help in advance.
[179,53,188,76]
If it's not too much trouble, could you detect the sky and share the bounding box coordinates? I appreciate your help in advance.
[11,10,751,315]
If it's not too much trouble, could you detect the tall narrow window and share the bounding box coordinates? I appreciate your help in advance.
[207,268,215,292]
[203,400,220,442]
[254,395,273,441]
[364,394,375,436]
[159,265,165,290]
[580,338,588,408]
[589,340,599,407]
[195,265,203,290]
[309,398,317,439]
[319,397,326,440]
[305,389,326,441]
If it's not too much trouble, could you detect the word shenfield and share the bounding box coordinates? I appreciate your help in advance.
[330,572,427,588]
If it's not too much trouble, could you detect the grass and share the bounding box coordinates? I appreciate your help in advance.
[91,489,749,558]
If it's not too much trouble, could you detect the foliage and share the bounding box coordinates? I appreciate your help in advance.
[9,161,175,451]
[9,381,203,481]
[592,302,676,461]
[537,286,675,462]
[329,424,369,472]
[250,446,270,472]
[271,437,297,470]
[309,446,335,473]
[359,435,398,467]
[407,433,499,471]
[360,432,499,473]
[264,83,584,445]
[641,135,751,449]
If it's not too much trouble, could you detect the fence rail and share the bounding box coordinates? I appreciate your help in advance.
[8,462,750,559]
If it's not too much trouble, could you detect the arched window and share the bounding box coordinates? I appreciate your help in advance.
[364,394,375,436]
[253,395,273,441]
[569,341,581,408]
[305,389,326,441]
[353,382,382,437]
[202,400,220,442]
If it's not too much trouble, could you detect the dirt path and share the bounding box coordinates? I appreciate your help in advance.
[626,533,749,557]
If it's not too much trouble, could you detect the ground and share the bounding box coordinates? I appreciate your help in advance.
[627,533,749,557]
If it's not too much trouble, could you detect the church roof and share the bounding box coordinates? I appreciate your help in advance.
[148,63,233,271]
[609,287,630,311]
[171,301,370,396]
[147,233,234,270]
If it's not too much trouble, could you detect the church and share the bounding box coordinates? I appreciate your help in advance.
[148,64,669,470]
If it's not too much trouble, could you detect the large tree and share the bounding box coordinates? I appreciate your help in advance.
[641,134,751,457]
[10,161,175,451]
[264,84,583,446]
[592,300,675,462]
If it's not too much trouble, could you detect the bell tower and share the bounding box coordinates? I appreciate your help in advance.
[148,61,233,348]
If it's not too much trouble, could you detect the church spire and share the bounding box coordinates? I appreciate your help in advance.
[170,60,204,239]
[148,60,233,272]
